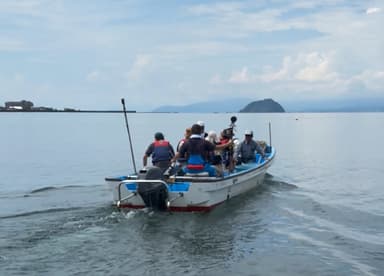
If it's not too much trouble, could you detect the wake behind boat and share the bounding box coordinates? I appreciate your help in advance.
[105,98,276,212]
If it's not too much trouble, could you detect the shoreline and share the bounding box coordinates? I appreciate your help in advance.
[0,110,136,113]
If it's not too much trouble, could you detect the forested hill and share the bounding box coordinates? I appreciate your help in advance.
[240,99,285,113]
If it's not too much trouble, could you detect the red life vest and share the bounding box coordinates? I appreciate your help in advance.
[151,140,172,163]
[154,140,170,147]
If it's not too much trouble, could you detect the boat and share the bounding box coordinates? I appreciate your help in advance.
[105,98,276,212]
[105,145,275,212]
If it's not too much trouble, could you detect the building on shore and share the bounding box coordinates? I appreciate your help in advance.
[5,100,34,110]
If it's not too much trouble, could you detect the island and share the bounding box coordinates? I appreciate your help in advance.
[239,98,285,113]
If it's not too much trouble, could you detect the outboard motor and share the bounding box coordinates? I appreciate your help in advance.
[137,166,168,211]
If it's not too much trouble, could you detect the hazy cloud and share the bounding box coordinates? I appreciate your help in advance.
[229,67,251,83]
[86,71,103,82]
[258,52,337,82]
[0,0,383,110]
[366,7,381,14]
[125,54,152,81]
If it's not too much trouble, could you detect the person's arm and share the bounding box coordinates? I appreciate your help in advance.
[143,154,148,167]
[171,152,180,163]
[172,141,186,163]
[215,139,232,150]
[169,144,175,158]
[255,142,265,158]
[143,143,154,166]
[235,142,242,161]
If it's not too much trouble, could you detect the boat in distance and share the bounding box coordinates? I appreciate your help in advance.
[105,146,275,212]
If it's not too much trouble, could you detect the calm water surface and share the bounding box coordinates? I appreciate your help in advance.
[1,112,383,275]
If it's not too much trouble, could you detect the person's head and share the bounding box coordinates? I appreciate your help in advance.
[222,127,234,139]
[154,132,164,141]
[207,130,219,143]
[244,130,253,140]
[185,128,192,139]
[191,124,202,135]
[196,120,205,133]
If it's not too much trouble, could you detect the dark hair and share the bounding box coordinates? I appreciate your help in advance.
[154,132,164,140]
[222,127,234,139]
[191,124,202,135]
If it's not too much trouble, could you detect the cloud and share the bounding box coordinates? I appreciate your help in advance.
[1,0,383,110]
[224,52,339,85]
[125,54,151,81]
[228,67,251,83]
[350,70,384,91]
[209,74,223,84]
[86,71,103,82]
[366,7,381,14]
[0,37,24,51]
[295,52,338,81]
[260,52,338,82]
[0,0,43,15]
[187,2,244,17]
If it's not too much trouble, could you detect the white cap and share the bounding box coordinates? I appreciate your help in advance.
[244,130,253,136]
[196,120,205,127]
[207,130,219,143]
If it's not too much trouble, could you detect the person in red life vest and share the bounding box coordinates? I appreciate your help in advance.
[172,124,232,176]
[143,132,175,171]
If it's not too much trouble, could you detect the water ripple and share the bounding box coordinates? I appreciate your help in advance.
[272,229,378,276]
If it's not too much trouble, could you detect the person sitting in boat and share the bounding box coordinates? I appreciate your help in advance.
[235,130,266,164]
[176,127,192,152]
[172,124,232,176]
[196,120,208,138]
[205,130,224,176]
[143,132,175,171]
[218,127,237,172]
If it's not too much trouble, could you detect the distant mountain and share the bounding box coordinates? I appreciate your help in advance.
[152,98,252,113]
[152,96,384,113]
[240,98,285,113]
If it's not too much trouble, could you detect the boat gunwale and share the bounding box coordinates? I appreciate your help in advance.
[172,148,275,183]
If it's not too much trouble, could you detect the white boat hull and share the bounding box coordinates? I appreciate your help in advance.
[105,147,275,212]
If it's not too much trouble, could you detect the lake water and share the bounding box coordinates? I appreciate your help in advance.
[1,112,383,275]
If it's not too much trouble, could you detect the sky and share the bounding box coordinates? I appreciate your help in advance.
[0,0,383,111]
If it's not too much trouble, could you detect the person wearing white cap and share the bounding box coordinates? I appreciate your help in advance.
[196,120,207,138]
[236,130,265,163]
[196,120,204,127]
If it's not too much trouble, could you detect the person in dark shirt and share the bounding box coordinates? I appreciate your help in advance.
[143,132,175,171]
[172,124,231,176]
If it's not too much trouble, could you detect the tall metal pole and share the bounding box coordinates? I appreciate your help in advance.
[269,122,272,147]
[121,98,137,174]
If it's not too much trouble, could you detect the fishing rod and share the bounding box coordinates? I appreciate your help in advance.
[121,98,137,175]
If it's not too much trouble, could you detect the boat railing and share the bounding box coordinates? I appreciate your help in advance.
[117,179,187,209]
[117,179,169,207]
